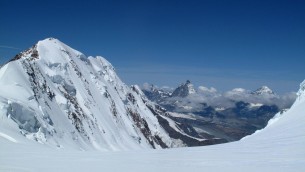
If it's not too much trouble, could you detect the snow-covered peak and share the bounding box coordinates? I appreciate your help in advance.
[251,86,275,95]
[9,37,83,65]
[171,80,196,97]
[48,38,114,71]
[37,38,84,63]
[37,37,64,49]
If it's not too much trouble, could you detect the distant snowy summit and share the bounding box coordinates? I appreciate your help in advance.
[0,38,224,151]
[251,86,275,96]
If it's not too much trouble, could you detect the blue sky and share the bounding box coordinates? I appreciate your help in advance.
[1,0,304,93]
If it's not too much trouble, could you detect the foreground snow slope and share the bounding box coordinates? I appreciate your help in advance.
[1,67,304,171]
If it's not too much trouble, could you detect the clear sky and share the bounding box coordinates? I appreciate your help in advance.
[1,0,304,93]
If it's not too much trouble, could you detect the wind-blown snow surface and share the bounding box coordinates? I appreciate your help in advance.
[1,80,304,171]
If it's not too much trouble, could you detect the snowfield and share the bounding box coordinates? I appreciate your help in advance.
[0,38,304,171]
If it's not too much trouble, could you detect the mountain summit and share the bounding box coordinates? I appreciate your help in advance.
[171,80,196,97]
[251,86,275,95]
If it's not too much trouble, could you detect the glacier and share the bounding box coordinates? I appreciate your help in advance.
[0,38,304,171]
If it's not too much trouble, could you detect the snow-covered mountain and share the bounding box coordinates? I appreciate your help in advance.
[251,86,275,95]
[0,38,218,151]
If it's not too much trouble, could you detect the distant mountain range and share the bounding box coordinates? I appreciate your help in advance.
[142,80,296,141]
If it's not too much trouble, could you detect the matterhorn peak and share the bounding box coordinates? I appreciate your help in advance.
[251,86,275,95]
[171,80,196,97]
